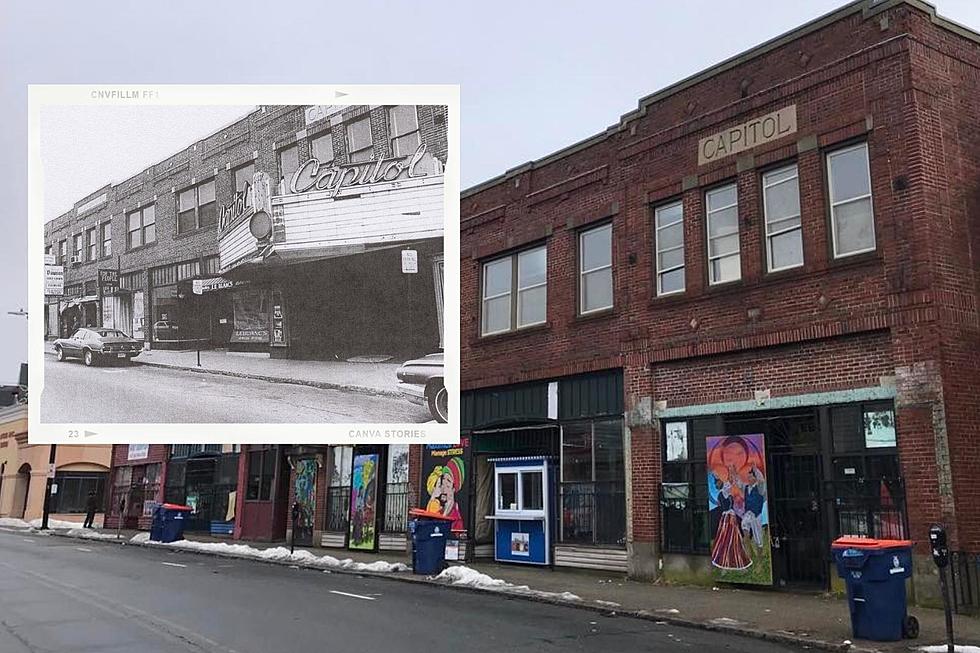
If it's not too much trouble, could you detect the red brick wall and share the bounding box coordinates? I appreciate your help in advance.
[103,444,169,530]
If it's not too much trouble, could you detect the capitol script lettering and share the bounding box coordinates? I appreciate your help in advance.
[289,143,429,197]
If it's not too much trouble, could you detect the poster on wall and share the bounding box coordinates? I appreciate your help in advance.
[420,437,470,537]
[231,289,270,343]
[349,453,380,550]
[706,434,772,586]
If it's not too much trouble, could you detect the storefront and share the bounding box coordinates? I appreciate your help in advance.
[236,445,290,542]
[164,445,240,535]
[444,369,628,572]
[104,444,169,530]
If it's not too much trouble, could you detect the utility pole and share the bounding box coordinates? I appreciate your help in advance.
[40,444,57,529]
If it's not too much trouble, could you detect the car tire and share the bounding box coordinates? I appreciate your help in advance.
[427,382,448,424]
[55,346,65,362]
[83,349,95,367]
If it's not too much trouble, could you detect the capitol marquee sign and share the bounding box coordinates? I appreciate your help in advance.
[288,143,436,197]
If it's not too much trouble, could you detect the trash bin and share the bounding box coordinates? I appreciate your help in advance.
[150,503,193,544]
[408,508,453,575]
[832,537,919,641]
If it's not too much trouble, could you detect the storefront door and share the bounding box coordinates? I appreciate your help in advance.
[292,458,316,546]
[184,457,217,532]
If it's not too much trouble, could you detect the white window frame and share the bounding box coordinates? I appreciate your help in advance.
[827,142,876,259]
[345,117,373,163]
[388,106,421,158]
[493,465,547,517]
[579,223,613,314]
[705,183,741,285]
[102,222,112,258]
[481,257,512,337]
[654,200,685,296]
[762,163,804,272]
[516,247,547,329]
[481,245,547,336]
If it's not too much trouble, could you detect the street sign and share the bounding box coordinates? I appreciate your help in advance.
[47,463,56,479]
[401,249,418,274]
[192,279,203,295]
[50,484,58,495]
[44,265,64,296]
[98,269,119,294]
[44,254,56,265]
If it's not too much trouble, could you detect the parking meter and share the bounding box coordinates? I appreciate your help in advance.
[930,524,949,568]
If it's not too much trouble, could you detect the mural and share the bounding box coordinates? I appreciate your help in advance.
[349,453,380,550]
[293,458,317,546]
[421,438,470,535]
[706,434,772,586]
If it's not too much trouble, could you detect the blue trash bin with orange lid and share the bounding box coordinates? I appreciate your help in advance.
[408,508,453,575]
[150,503,193,543]
[832,537,919,641]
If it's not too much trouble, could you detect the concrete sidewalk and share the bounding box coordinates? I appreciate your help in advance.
[48,527,980,652]
[44,340,404,398]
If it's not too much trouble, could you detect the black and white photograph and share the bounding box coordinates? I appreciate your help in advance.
[28,87,460,440]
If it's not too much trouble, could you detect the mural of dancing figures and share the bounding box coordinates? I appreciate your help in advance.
[706,434,772,585]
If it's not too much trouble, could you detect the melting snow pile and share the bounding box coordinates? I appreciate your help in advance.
[29,518,89,530]
[435,565,581,602]
[0,518,32,530]
[919,647,980,653]
[66,529,125,541]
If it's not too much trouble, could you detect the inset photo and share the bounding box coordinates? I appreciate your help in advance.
[28,85,459,443]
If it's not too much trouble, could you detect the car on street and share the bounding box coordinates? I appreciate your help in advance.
[53,328,143,366]
[152,320,180,341]
[396,352,446,423]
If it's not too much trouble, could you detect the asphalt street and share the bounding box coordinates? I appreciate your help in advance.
[0,528,804,653]
[39,357,431,423]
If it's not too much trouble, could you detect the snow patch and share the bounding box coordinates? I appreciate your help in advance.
[66,529,125,541]
[919,646,980,653]
[595,600,621,608]
[0,518,32,530]
[434,565,581,602]
[28,518,89,530]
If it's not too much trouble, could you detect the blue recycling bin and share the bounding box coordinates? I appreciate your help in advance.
[832,537,917,641]
[150,503,192,543]
[409,510,453,575]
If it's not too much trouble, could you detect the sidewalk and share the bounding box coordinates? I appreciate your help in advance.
[44,526,980,653]
[43,340,404,397]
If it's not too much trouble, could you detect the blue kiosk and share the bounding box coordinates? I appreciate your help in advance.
[487,456,555,566]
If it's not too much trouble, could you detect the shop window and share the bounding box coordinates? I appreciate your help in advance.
[202,255,220,276]
[660,417,712,554]
[654,200,685,295]
[345,117,373,163]
[560,418,626,546]
[246,448,275,501]
[176,260,201,281]
[481,245,547,336]
[52,472,106,514]
[579,223,613,313]
[86,226,97,261]
[127,205,156,249]
[311,132,334,164]
[706,183,740,284]
[828,142,875,258]
[327,446,353,532]
[388,106,420,157]
[101,223,111,258]
[177,180,216,233]
[278,144,300,193]
[762,164,803,271]
[384,444,409,533]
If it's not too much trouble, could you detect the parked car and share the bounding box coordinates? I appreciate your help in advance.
[152,320,180,341]
[53,328,143,366]
[396,352,446,423]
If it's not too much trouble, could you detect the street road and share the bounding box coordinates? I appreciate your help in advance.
[39,357,431,423]
[0,528,803,653]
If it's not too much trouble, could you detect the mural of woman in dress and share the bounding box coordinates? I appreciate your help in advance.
[710,465,751,570]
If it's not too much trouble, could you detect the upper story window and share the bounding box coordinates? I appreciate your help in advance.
[86,226,97,261]
[346,117,373,163]
[654,201,685,295]
[278,145,299,193]
[178,179,216,233]
[233,163,254,211]
[827,142,875,258]
[579,223,613,314]
[706,183,740,284]
[73,233,83,262]
[45,244,52,256]
[389,106,420,157]
[481,245,547,336]
[311,132,334,164]
[58,240,67,264]
[102,222,112,258]
[127,205,156,249]
[762,164,803,271]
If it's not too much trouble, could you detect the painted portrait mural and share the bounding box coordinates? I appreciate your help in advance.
[348,453,380,550]
[420,437,470,537]
[706,434,772,585]
[293,457,317,546]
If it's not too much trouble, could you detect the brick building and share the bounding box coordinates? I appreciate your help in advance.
[442,0,980,597]
[44,103,449,360]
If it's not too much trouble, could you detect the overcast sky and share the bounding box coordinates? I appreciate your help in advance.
[2,0,979,385]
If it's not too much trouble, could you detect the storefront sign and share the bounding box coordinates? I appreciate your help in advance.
[420,438,470,537]
[401,249,418,274]
[288,143,434,197]
[698,105,797,165]
[271,290,286,347]
[44,254,56,265]
[127,443,149,461]
[44,265,64,296]
[218,183,252,231]
[98,269,119,294]
[706,434,772,585]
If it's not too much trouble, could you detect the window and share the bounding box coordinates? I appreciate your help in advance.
[579,223,613,313]
[278,145,299,193]
[327,446,353,532]
[127,205,156,249]
[73,234,83,262]
[706,183,740,284]
[233,163,255,212]
[496,467,548,514]
[345,117,373,163]
[311,132,334,164]
[388,106,420,157]
[58,240,67,264]
[560,419,626,545]
[522,471,544,510]
[498,472,518,511]
[762,164,803,271]
[246,448,276,501]
[86,227,97,261]
[654,200,685,295]
[101,223,111,257]
[330,446,353,488]
[480,245,547,336]
[827,142,875,258]
[177,179,216,233]
[51,472,106,514]
[661,417,712,554]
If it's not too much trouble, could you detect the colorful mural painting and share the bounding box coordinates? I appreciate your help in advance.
[349,453,380,550]
[293,457,317,546]
[421,438,469,536]
[706,434,773,586]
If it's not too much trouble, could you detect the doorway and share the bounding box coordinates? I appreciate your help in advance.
[14,464,31,519]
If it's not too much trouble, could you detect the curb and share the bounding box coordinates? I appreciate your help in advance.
[47,529,879,653]
[43,350,400,399]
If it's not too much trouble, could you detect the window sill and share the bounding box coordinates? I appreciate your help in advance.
[574,307,615,324]
[762,264,806,283]
[478,322,551,343]
[827,249,881,270]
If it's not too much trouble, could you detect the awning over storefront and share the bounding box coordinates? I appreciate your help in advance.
[59,295,99,312]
